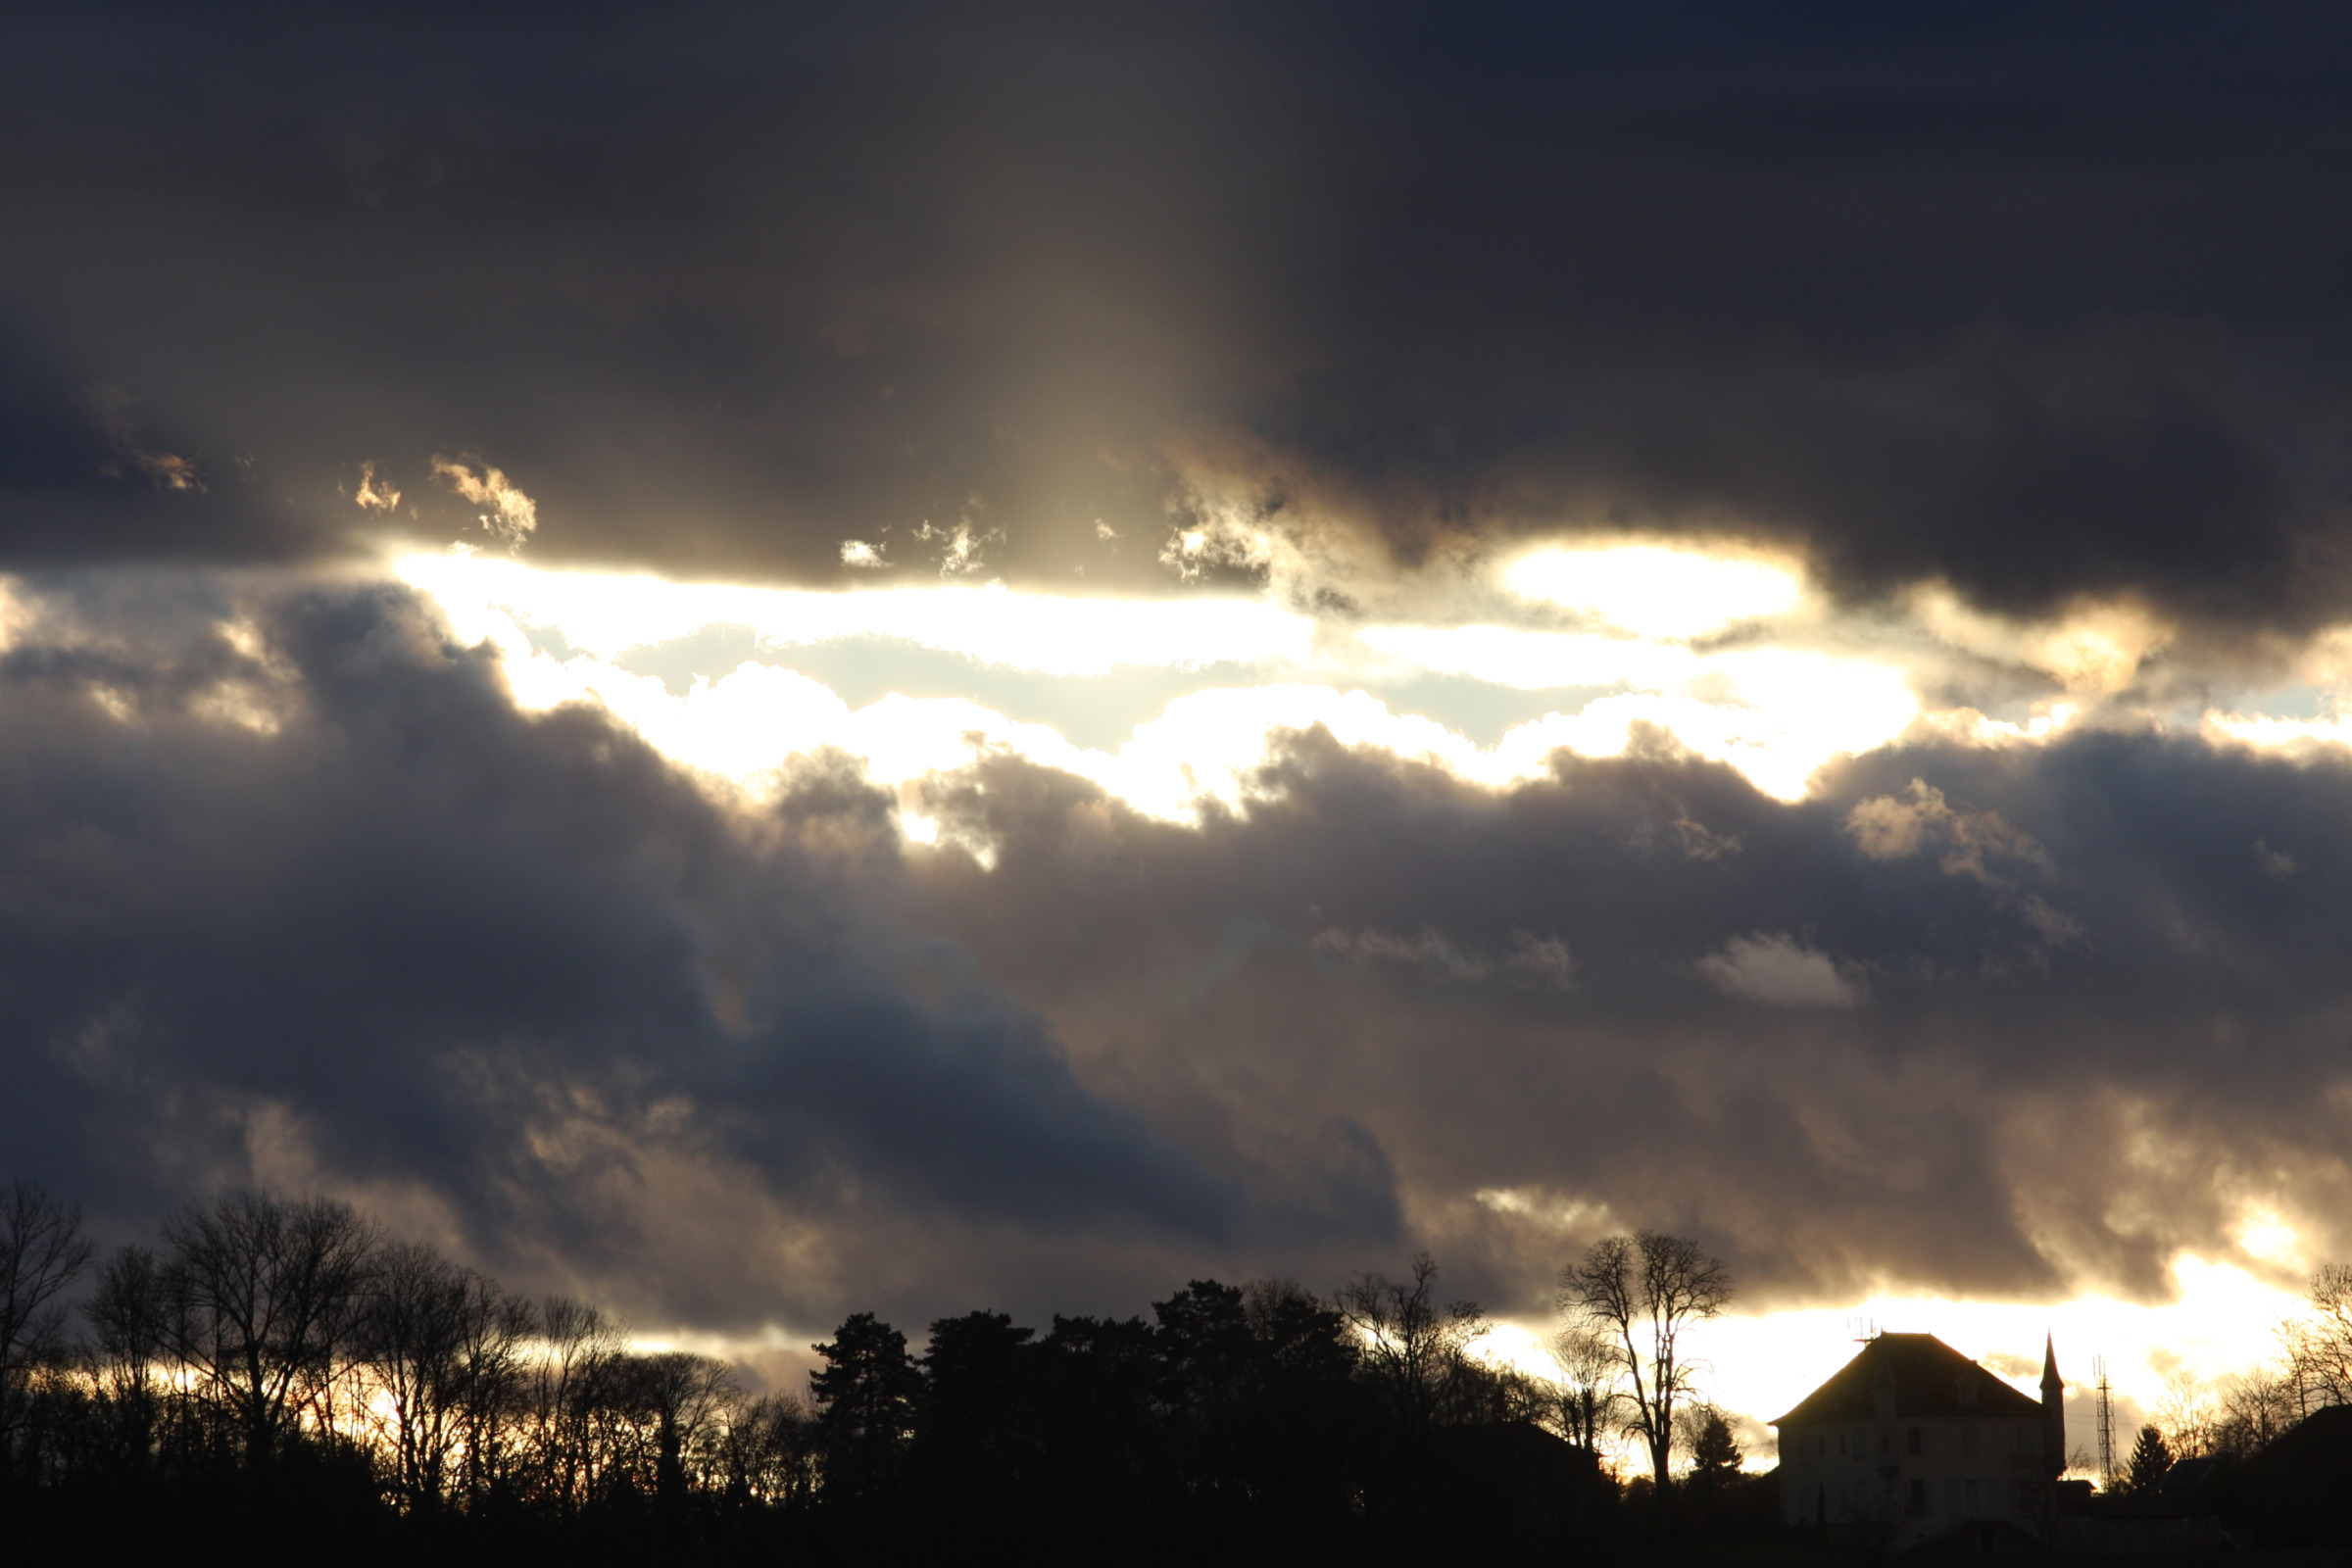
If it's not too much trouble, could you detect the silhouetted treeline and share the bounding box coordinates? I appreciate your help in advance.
[0,1185,835,1562]
[0,1182,1613,1564]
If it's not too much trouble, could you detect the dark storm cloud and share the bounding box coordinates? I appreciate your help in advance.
[0,334,318,563]
[900,723,2352,1317]
[0,575,1233,1327]
[7,3,2352,627]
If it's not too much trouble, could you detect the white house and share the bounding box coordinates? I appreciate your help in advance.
[1771,1331,2066,1544]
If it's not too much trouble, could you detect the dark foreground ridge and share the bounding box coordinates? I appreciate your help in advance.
[3,1182,2349,1564]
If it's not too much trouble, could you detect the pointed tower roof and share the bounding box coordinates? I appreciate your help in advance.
[2041,1331,2063,1395]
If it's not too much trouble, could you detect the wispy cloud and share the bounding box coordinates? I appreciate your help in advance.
[430,457,537,550]
[352,462,402,513]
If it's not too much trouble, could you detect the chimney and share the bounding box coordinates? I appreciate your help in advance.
[1872,1336,1897,1427]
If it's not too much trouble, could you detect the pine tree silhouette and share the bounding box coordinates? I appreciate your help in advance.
[2126,1424,2173,1494]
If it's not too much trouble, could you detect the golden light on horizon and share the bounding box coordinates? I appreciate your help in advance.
[1467,1248,2311,1476]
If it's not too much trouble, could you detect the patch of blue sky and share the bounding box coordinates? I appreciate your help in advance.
[1346,672,1627,747]
[2224,681,2338,721]
[590,625,1626,753]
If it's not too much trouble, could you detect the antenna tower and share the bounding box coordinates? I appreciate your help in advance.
[2094,1356,2115,1492]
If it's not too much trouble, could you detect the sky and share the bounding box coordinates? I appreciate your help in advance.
[8,0,2352,1458]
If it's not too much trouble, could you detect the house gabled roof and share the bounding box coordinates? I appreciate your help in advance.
[1771,1332,2043,1426]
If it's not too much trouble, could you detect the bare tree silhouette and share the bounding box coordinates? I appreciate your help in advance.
[708,1389,816,1512]
[83,1245,169,1476]
[1336,1253,1488,1441]
[0,1180,93,1486]
[1558,1230,1732,1493]
[2215,1364,2295,1456]
[2284,1262,2352,1411]
[156,1193,377,1471]
[1546,1324,1626,1452]
[360,1240,531,1512]
[522,1296,629,1514]
[637,1350,737,1514]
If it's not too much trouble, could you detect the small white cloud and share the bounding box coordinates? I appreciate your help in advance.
[353,461,401,513]
[1160,514,1275,583]
[1475,1187,1612,1232]
[914,518,1001,577]
[839,539,889,569]
[430,456,537,550]
[2254,839,2297,878]
[1095,519,1119,541]
[1697,931,1864,1008]
[1846,781,1942,859]
[1845,780,2081,951]
[1845,778,2048,885]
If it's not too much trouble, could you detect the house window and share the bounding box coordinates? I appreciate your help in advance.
[1944,1478,1963,1516]
[1962,1424,1979,1457]
[1909,1480,1928,1517]
[1906,1426,1923,1455]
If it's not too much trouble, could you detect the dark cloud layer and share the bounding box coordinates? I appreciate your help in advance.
[7,576,2352,1337]
[903,721,2352,1315]
[0,579,1237,1328]
[7,4,2352,626]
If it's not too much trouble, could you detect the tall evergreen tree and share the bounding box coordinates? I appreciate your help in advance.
[1687,1408,1742,1494]
[913,1309,1038,1515]
[809,1313,919,1503]
[2126,1423,2173,1494]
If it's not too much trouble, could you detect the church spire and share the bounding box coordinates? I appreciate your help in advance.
[2040,1332,2067,1480]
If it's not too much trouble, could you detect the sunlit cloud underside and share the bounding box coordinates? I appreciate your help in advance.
[397,549,1934,817]
[397,545,2352,833]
